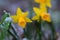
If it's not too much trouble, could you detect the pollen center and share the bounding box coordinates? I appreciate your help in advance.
[43,15,48,19]
[20,21,25,25]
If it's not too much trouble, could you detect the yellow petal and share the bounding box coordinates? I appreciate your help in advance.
[23,11,28,17]
[40,4,47,12]
[16,7,22,16]
[32,16,41,22]
[26,18,32,22]
[11,15,18,23]
[35,0,46,3]
[32,16,39,20]
[46,0,51,8]
[33,7,40,15]
[46,19,51,22]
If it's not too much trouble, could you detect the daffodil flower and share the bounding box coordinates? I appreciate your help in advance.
[35,0,51,8]
[32,7,51,22]
[11,7,32,28]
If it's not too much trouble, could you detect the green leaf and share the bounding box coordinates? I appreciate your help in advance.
[0,11,9,24]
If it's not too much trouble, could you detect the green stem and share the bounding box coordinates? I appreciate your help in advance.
[8,24,19,40]
[35,17,42,40]
[8,30,19,40]
[11,24,19,38]
[48,22,56,40]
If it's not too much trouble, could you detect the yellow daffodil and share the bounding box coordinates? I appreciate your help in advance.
[35,0,51,8]
[32,7,51,22]
[11,7,32,28]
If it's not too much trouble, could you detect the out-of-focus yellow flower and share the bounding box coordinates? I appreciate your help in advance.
[11,7,32,28]
[35,0,51,8]
[40,12,51,22]
[32,7,51,22]
[32,7,46,21]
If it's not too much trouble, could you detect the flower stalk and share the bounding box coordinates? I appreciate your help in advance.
[49,22,56,40]
[35,17,42,40]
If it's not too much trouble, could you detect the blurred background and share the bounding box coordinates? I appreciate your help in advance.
[0,0,60,40]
